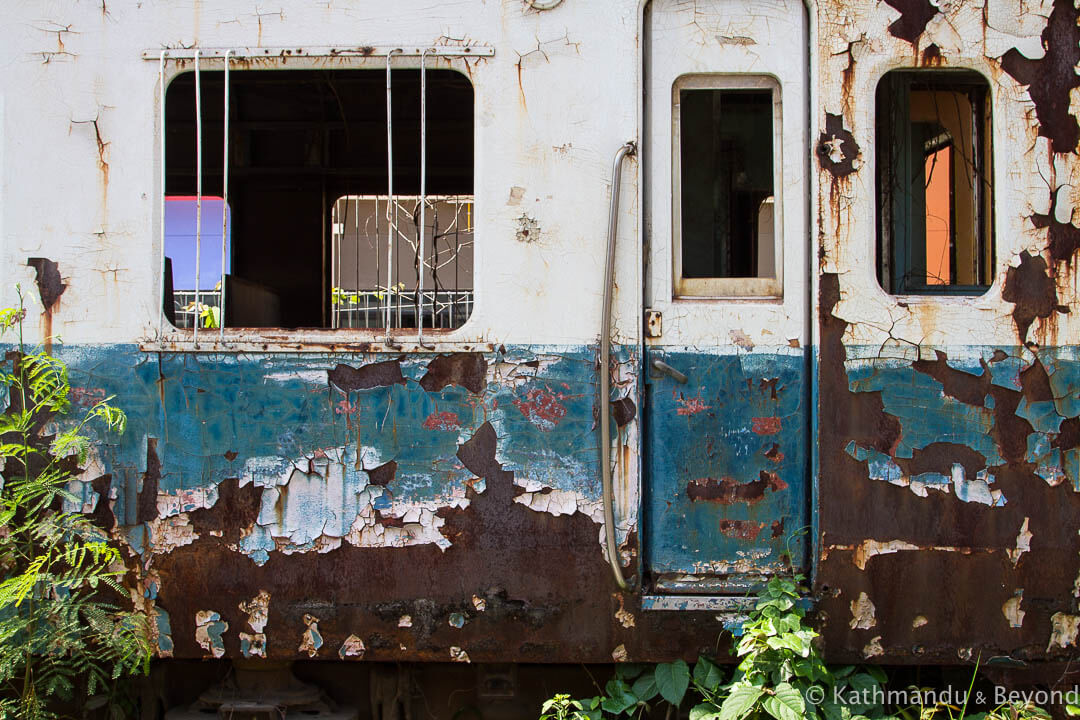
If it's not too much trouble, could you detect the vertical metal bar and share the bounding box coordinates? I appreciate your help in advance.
[194,49,203,346]
[417,49,435,348]
[331,200,339,329]
[354,197,360,328]
[600,141,636,591]
[159,51,167,336]
[383,50,402,347]
[220,49,231,339]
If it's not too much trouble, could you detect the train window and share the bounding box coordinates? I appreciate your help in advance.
[876,70,993,295]
[672,75,783,298]
[164,68,474,329]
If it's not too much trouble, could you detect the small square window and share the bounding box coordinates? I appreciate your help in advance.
[876,70,993,295]
[673,75,782,298]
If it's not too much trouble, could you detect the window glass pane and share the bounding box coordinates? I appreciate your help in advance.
[164,196,230,329]
[876,70,992,294]
[679,89,775,279]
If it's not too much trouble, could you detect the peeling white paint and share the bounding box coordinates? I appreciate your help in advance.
[398,615,413,628]
[615,595,635,629]
[1049,613,1080,651]
[862,636,884,659]
[450,646,471,663]
[239,590,270,633]
[1008,518,1032,567]
[472,595,486,612]
[339,634,366,659]
[146,514,199,555]
[849,592,876,630]
[299,613,323,657]
[194,610,227,659]
[239,632,266,658]
[1002,592,1025,629]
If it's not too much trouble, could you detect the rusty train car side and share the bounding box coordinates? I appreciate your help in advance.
[0,0,1078,677]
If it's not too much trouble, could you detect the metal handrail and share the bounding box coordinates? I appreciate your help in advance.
[600,141,636,591]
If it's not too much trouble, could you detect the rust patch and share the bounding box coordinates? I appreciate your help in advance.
[89,474,115,530]
[328,360,406,392]
[26,257,66,311]
[1031,191,1080,264]
[686,471,786,504]
[419,353,487,394]
[1001,0,1080,154]
[675,394,711,416]
[366,461,398,487]
[751,417,783,435]
[718,519,766,541]
[882,0,938,44]
[1001,252,1068,344]
[771,519,785,539]
[136,438,161,524]
[817,114,861,177]
[611,396,637,428]
[456,422,500,478]
[187,478,263,545]
[921,43,943,66]
[765,443,785,463]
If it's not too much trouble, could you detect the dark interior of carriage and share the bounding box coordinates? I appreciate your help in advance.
[164,68,474,329]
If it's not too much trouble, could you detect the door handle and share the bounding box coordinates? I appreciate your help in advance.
[651,359,688,384]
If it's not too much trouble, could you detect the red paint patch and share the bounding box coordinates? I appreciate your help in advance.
[334,399,358,415]
[424,411,461,431]
[719,519,766,541]
[676,395,711,416]
[512,388,567,431]
[751,416,782,435]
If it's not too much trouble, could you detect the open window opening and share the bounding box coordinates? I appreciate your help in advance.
[330,195,473,329]
[673,75,782,298]
[876,70,993,295]
[164,68,474,330]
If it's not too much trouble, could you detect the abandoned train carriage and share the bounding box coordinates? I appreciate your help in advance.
[1,0,1079,681]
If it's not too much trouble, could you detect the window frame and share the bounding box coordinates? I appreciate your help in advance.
[671,74,784,299]
[157,62,479,338]
[875,68,994,297]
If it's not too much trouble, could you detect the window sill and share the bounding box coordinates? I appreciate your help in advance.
[140,328,493,354]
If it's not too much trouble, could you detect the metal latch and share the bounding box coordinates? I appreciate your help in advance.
[645,309,662,338]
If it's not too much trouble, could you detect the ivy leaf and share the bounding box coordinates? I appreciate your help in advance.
[762,682,806,720]
[602,678,638,715]
[691,702,722,720]
[632,670,660,702]
[718,683,764,720]
[694,656,725,693]
[656,659,691,706]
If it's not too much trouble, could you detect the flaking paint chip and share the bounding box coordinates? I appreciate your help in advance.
[398,615,413,627]
[611,644,628,662]
[339,634,366,659]
[450,646,471,663]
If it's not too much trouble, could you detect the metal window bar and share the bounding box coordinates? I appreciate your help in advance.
[220,49,232,339]
[193,49,203,346]
[158,51,166,338]
[383,49,402,347]
[418,48,434,348]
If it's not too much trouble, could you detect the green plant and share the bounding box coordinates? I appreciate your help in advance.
[537,576,892,720]
[0,288,151,719]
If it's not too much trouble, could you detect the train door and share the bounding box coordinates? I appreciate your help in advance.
[642,0,810,594]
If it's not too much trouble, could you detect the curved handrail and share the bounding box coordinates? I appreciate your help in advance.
[600,141,636,591]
